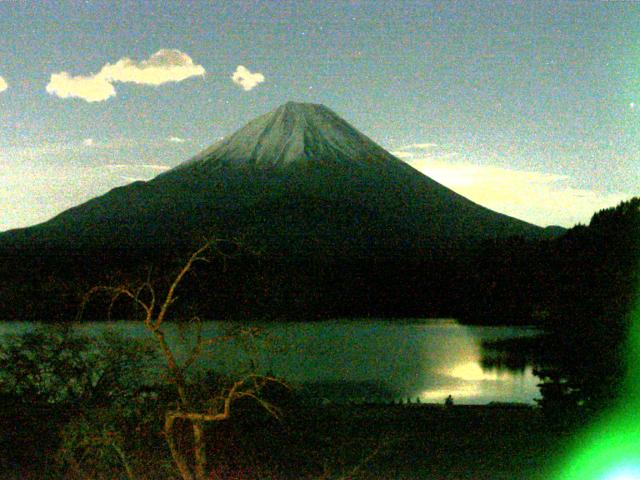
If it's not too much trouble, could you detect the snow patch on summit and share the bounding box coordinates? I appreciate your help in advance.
[176,102,401,170]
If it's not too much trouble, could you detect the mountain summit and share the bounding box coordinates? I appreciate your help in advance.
[177,102,397,170]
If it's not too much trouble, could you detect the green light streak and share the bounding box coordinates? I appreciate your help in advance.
[553,294,640,479]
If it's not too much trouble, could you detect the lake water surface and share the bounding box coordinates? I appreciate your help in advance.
[0,319,541,405]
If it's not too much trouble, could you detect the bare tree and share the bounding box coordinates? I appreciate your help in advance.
[80,239,285,480]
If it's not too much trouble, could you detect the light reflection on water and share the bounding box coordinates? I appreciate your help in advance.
[0,319,541,405]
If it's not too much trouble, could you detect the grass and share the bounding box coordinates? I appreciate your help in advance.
[0,401,569,479]
[288,403,563,479]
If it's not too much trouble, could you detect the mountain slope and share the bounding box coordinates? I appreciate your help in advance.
[1,102,548,258]
[0,101,566,320]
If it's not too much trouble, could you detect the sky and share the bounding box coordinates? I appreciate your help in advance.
[0,0,637,230]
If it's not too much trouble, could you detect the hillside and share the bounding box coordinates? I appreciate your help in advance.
[0,102,560,320]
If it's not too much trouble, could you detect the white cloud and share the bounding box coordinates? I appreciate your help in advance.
[396,148,633,228]
[630,102,637,111]
[0,76,7,93]
[167,136,187,143]
[391,150,414,159]
[391,143,442,159]
[231,65,265,91]
[82,138,94,147]
[46,49,205,102]
[99,49,206,86]
[104,163,170,181]
[139,164,170,171]
[404,143,439,150]
[46,71,116,102]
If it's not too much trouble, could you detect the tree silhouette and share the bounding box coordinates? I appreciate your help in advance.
[80,239,286,480]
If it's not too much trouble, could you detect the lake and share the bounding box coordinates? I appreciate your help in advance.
[0,319,541,405]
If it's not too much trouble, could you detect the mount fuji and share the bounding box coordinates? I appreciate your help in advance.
[0,102,559,320]
[2,102,548,256]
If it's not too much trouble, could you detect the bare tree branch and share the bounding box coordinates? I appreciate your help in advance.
[78,238,286,480]
[154,240,213,330]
